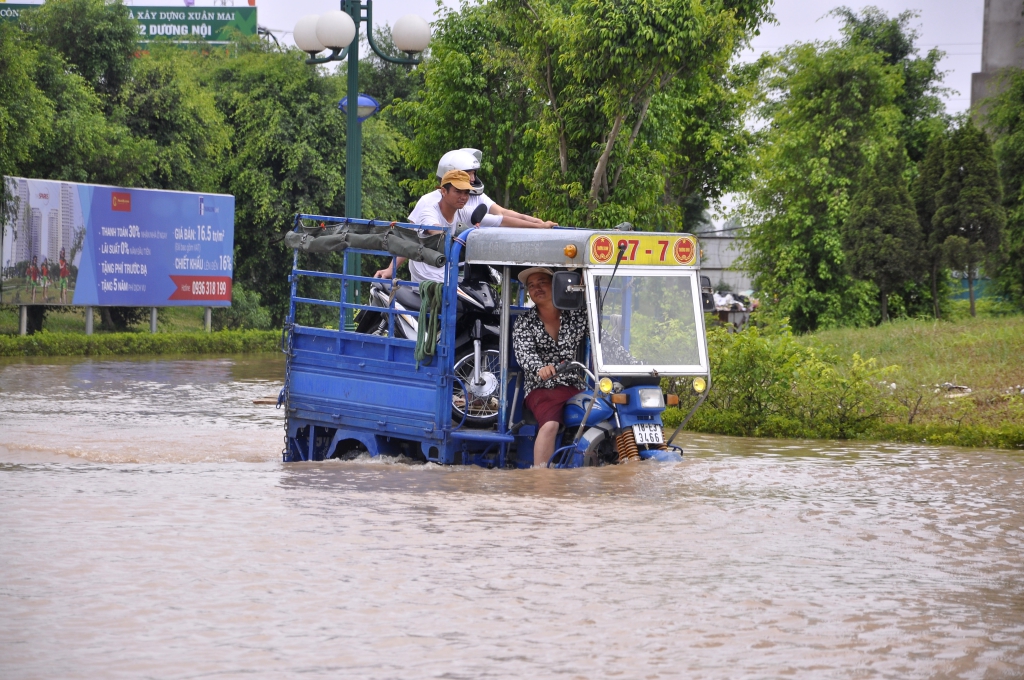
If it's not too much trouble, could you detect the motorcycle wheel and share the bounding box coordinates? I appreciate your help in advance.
[452,344,500,427]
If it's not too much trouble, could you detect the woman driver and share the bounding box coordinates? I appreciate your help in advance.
[512,267,588,467]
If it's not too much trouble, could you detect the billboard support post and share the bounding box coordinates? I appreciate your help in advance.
[85,307,93,335]
[19,306,27,336]
[205,307,212,333]
[150,308,157,333]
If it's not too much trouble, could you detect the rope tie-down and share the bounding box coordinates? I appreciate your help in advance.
[414,280,443,368]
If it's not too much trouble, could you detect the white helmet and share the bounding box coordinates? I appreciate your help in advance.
[436,148,485,195]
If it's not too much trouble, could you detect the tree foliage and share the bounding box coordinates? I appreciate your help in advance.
[987,67,1024,308]
[740,41,903,331]
[911,134,951,317]
[397,2,540,210]
[831,6,947,162]
[118,45,231,192]
[505,0,771,227]
[21,0,139,100]
[400,0,770,229]
[934,117,1006,316]
[843,143,923,321]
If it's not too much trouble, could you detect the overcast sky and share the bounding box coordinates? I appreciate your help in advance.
[243,0,983,116]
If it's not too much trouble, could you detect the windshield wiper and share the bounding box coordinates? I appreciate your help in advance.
[596,241,628,335]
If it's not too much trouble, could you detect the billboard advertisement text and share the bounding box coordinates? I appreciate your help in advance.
[0,4,257,45]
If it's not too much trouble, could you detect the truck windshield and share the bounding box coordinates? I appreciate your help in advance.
[591,272,704,371]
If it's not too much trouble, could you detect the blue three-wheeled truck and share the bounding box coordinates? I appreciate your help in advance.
[278,215,713,468]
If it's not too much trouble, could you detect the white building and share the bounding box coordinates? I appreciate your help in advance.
[29,208,42,261]
[13,178,30,263]
[696,219,752,292]
[60,183,74,258]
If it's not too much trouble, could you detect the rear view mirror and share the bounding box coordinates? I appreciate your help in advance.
[700,275,714,312]
[470,203,488,226]
[552,271,584,310]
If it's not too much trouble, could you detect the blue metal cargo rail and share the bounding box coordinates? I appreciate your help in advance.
[279,214,516,467]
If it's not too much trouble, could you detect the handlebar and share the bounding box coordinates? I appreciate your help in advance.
[553,360,596,383]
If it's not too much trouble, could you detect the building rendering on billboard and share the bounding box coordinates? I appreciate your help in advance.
[2,177,235,307]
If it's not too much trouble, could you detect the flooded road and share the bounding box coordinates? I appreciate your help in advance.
[1,355,1023,679]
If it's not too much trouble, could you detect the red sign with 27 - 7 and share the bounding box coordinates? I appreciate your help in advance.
[589,234,697,265]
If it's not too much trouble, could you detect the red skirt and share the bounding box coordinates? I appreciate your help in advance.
[525,385,582,427]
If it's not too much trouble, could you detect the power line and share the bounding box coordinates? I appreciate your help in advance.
[747,42,982,50]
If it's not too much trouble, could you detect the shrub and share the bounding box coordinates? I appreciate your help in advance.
[212,283,272,331]
[0,329,280,356]
[666,319,896,439]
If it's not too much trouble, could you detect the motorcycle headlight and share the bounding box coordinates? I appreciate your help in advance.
[637,388,664,409]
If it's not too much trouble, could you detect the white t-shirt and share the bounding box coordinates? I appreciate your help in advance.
[408,190,499,226]
[406,193,502,283]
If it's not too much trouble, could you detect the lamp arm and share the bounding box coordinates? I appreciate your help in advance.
[305,46,349,65]
[364,0,423,65]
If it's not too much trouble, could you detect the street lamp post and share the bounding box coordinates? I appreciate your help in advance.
[293,0,429,327]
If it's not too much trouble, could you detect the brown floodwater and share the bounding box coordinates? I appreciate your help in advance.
[1,355,1023,679]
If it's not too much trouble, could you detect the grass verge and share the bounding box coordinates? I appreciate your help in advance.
[663,314,1024,450]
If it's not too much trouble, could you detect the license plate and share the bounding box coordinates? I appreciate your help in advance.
[632,423,663,445]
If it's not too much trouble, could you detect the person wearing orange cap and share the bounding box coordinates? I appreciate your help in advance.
[374,169,554,283]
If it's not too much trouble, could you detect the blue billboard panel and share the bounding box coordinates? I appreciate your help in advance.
[2,177,234,307]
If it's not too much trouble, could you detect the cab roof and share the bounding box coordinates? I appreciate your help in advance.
[464,227,595,267]
[464,227,699,268]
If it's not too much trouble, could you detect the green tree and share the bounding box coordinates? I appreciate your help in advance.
[656,63,761,229]
[20,0,139,102]
[118,46,231,192]
[934,118,1006,316]
[740,41,903,331]
[21,45,154,187]
[831,6,947,162]
[910,133,950,318]
[207,39,405,322]
[500,0,771,227]
[0,24,51,223]
[397,1,540,211]
[843,143,923,322]
[986,67,1024,308]
[212,281,271,330]
[1,17,154,188]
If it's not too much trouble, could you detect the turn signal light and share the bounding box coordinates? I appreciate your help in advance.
[564,244,578,258]
[611,393,629,405]
[666,394,679,406]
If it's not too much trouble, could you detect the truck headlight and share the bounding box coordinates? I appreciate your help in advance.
[637,388,664,409]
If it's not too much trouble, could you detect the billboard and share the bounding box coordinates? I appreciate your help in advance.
[2,177,235,307]
[0,4,257,45]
